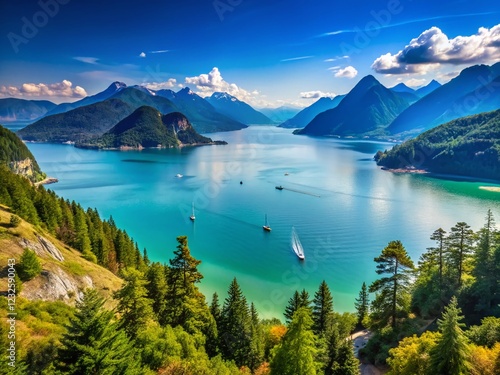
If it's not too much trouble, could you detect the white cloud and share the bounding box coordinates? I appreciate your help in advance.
[0,80,87,98]
[324,55,349,62]
[372,24,500,74]
[281,55,314,62]
[144,78,177,90]
[300,91,337,99]
[185,67,258,104]
[139,52,146,58]
[404,78,427,87]
[150,50,169,54]
[74,56,99,64]
[333,66,358,78]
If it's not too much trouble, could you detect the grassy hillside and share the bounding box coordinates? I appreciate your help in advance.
[376,109,500,180]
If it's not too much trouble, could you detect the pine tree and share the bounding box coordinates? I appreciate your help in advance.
[429,296,471,375]
[354,282,369,328]
[248,302,265,371]
[145,262,168,323]
[284,289,311,323]
[17,248,42,281]
[312,280,334,336]
[330,341,360,375]
[369,240,414,328]
[219,278,251,367]
[57,289,140,374]
[472,210,497,314]
[428,228,447,290]
[270,307,319,375]
[210,292,222,326]
[114,268,154,339]
[446,222,474,287]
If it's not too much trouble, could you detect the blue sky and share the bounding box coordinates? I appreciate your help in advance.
[0,0,499,107]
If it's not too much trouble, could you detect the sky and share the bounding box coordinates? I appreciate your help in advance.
[0,0,499,108]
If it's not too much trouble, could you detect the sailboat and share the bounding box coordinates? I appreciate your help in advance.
[263,214,271,232]
[291,226,305,260]
[189,202,195,221]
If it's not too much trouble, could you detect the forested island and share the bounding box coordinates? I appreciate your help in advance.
[1,125,500,374]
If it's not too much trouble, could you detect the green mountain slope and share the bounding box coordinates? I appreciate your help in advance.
[298,75,412,136]
[279,96,345,129]
[0,98,56,122]
[78,106,222,149]
[17,99,134,143]
[0,125,45,182]
[375,109,500,180]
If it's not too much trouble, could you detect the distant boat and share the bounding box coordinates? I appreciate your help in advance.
[190,202,195,221]
[284,172,289,176]
[176,174,183,178]
[263,214,271,232]
[291,226,305,260]
[275,185,284,190]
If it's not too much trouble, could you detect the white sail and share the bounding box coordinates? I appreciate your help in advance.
[291,226,305,260]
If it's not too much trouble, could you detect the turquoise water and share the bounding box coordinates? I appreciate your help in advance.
[26,126,500,319]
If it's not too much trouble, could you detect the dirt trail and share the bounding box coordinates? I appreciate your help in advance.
[350,330,386,375]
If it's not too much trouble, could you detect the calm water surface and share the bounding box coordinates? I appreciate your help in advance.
[26,126,500,318]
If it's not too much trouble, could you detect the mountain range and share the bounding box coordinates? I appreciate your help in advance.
[259,106,302,123]
[279,96,345,129]
[297,75,414,136]
[206,92,272,124]
[0,98,56,122]
[78,106,224,149]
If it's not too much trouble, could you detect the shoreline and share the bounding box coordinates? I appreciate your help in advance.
[380,167,500,184]
[34,177,58,186]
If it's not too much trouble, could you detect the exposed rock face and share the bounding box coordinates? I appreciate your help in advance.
[19,235,65,262]
[9,158,36,180]
[22,267,93,302]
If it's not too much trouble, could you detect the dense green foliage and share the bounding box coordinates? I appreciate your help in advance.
[79,106,218,149]
[17,248,42,281]
[354,282,369,328]
[0,124,44,181]
[17,98,135,143]
[376,109,500,180]
[0,165,147,274]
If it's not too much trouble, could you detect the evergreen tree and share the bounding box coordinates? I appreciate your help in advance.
[145,262,168,323]
[165,235,204,329]
[369,240,414,328]
[210,292,222,326]
[114,268,154,339]
[57,289,140,374]
[248,302,265,371]
[284,289,311,323]
[472,210,498,314]
[270,307,319,375]
[429,296,471,375]
[428,228,447,290]
[312,280,334,336]
[17,248,42,281]
[446,222,474,287]
[219,278,251,367]
[354,282,369,328]
[330,341,360,375]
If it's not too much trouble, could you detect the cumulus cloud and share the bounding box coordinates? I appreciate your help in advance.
[144,78,177,90]
[185,67,258,103]
[74,56,99,64]
[139,52,146,58]
[0,80,87,98]
[333,66,358,78]
[300,91,337,99]
[324,55,349,62]
[372,24,500,74]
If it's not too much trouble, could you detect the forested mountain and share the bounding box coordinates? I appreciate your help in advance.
[155,87,248,132]
[78,106,222,149]
[279,96,345,129]
[206,92,272,125]
[375,109,500,180]
[388,62,500,136]
[44,81,127,116]
[17,99,135,143]
[0,125,45,182]
[297,75,413,136]
[0,98,56,122]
